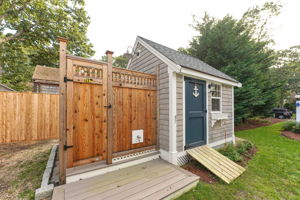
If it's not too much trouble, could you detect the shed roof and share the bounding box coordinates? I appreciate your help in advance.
[0,83,15,91]
[138,36,238,83]
[32,65,59,83]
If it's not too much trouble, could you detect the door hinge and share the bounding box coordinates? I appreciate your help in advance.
[64,145,73,151]
[64,77,73,82]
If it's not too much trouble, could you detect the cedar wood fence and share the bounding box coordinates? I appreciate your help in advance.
[0,92,59,143]
[57,38,158,184]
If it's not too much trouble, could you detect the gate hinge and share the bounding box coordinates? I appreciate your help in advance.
[64,145,73,150]
[64,77,73,82]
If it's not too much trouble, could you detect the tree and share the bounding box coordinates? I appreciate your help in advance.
[181,2,282,123]
[0,0,95,90]
[101,55,129,68]
[272,46,300,106]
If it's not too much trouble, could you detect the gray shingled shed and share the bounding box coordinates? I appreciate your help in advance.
[128,36,241,165]
[32,65,59,94]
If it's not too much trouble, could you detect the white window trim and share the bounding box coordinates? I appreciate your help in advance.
[210,83,222,114]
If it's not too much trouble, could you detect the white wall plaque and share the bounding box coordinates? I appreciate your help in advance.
[132,129,144,144]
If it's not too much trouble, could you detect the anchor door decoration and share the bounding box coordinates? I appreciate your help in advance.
[193,83,200,97]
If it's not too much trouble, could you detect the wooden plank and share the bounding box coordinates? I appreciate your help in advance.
[203,146,245,172]
[65,161,174,198]
[187,146,245,184]
[65,159,170,190]
[106,51,114,164]
[123,173,187,200]
[192,148,237,180]
[199,147,242,177]
[52,187,65,200]
[201,146,245,174]
[66,59,74,168]
[0,92,59,144]
[187,148,232,183]
[95,170,183,200]
[58,37,68,184]
[143,176,198,200]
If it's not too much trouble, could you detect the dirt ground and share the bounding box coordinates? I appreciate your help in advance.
[0,140,58,200]
[235,117,286,131]
[282,131,300,142]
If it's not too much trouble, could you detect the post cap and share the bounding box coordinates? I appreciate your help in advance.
[57,37,68,43]
[105,50,114,55]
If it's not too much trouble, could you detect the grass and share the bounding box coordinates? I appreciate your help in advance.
[178,122,300,200]
[12,149,50,200]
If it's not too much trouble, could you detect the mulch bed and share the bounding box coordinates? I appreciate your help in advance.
[237,147,257,167]
[183,163,217,184]
[235,118,286,131]
[282,131,300,142]
[183,146,257,184]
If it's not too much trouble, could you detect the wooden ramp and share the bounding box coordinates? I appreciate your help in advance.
[187,146,245,184]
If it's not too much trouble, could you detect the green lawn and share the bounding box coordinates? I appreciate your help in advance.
[178,122,300,200]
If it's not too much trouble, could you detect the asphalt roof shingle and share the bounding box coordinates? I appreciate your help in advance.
[32,65,60,83]
[138,36,238,83]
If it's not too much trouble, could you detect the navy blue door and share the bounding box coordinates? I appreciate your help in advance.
[185,77,206,149]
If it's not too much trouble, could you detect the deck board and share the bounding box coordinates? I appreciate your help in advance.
[52,159,199,200]
[187,146,245,184]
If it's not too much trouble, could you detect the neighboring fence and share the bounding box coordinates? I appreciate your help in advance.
[0,92,59,143]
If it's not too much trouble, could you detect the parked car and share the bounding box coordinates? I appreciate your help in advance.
[272,108,292,119]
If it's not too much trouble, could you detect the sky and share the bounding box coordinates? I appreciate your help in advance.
[85,0,300,58]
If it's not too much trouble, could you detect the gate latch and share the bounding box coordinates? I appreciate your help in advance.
[104,104,112,109]
[64,77,73,82]
[64,145,73,150]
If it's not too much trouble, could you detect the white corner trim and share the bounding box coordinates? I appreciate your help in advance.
[232,87,236,144]
[180,67,241,87]
[160,149,178,165]
[208,137,233,148]
[206,81,209,145]
[169,71,177,156]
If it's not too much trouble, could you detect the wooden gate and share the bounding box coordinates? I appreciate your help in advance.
[58,39,157,179]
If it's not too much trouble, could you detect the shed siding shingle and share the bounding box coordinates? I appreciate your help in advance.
[208,85,233,143]
[128,43,170,151]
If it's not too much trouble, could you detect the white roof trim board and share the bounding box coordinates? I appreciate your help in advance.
[0,83,15,91]
[130,36,241,87]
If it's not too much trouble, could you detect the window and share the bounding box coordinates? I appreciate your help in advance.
[211,83,221,112]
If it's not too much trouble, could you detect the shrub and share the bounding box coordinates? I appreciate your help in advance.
[248,116,270,124]
[282,121,300,134]
[219,144,241,162]
[236,140,254,154]
[219,141,254,162]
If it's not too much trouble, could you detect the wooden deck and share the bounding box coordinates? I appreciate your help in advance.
[52,159,199,200]
[187,145,245,184]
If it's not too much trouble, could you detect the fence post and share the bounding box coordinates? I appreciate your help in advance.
[105,50,114,164]
[58,37,68,184]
